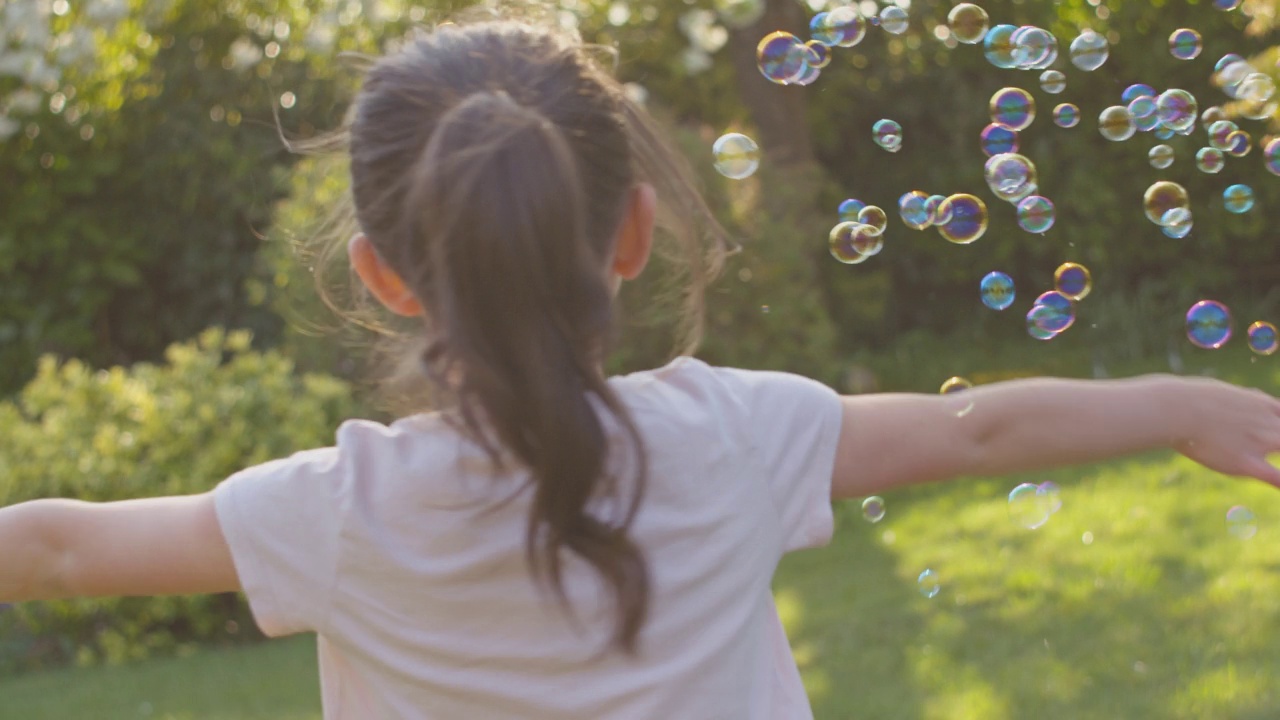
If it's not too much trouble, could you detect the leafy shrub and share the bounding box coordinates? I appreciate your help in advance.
[0,327,354,673]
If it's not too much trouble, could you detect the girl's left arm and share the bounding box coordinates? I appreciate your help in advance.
[0,494,241,603]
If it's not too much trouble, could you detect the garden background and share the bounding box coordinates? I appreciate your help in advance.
[1,0,1280,717]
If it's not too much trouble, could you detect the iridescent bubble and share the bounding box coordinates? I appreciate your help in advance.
[792,63,821,87]
[1039,69,1066,95]
[984,153,1038,203]
[804,40,832,69]
[712,133,761,179]
[1032,291,1075,333]
[1009,482,1055,529]
[1156,89,1197,133]
[716,0,767,29]
[1248,321,1279,355]
[1037,482,1063,514]
[1069,29,1109,72]
[980,123,1019,157]
[1054,262,1092,301]
[899,190,932,230]
[1098,106,1136,142]
[984,24,1017,69]
[874,118,903,152]
[862,495,886,522]
[1169,28,1202,60]
[1012,26,1055,69]
[1161,207,1193,238]
[810,6,866,48]
[990,87,1035,131]
[1201,106,1227,127]
[1224,184,1254,213]
[940,376,974,394]
[838,198,867,222]
[1026,305,1060,340]
[1215,0,1242,9]
[1226,130,1252,157]
[1186,300,1232,349]
[937,193,989,244]
[1053,103,1080,128]
[1209,120,1239,151]
[1217,60,1255,98]
[1226,505,1257,540]
[1122,83,1156,104]
[926,194,949,224]
[880,5,909,35]
[1196,147,1225,174]
[948,3,989,44]
[1132,108,1161,133]
[1143,181,1190,225]
[980,271,1016,311]
[858,205,888,234]
[918,569,941,598]
[1016,195,1055,233]
[1149,144,1175,169]
[829,221,872,264]
[1127,96,1157,122]
[757,32,808,84]
[1215,53,1244,74]
[1239,73,1276,103]
[1265,137,1280,176]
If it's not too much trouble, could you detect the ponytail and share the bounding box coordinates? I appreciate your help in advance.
[403,90,651,652]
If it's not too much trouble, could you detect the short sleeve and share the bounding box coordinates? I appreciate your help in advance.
[708,365,844,553]
[213,440,348,638]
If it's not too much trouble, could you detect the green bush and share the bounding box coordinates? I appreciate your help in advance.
[0,328,355,674]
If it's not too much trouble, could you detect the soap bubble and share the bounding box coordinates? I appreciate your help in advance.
[984,24,1017,69]
[1122,83,1156,104]
[1186,300,1233,349]
[926,194,949,224]
[792,63,821,87]
[990,88,1035,131]
[899,190,933,230]
[1161,208,1194,238]
[1069,29,1109,71]
[1195,147,1225,174]
[980,271,1016,311]
[804,40,832,69]
[1226,505,1257,540]
[1032,291,1076,333]
[1127,95,1157,123]
[858,205,888,234]
[1149,144,1175,169]
[980,123,1019,156]
[1224,184,1254,213]
[1201,106,1228,127]
[1098,106,1136,142]
[1156,89,1197,133]
[810,6,866,47]
[1143,181,1190,225]
[947,3,989,44]
[879,5,909,34]
[757,32,808,84]
[1016,195,1055,233]
[1168,28,1202,60]
[940,376,974,394]
[936,194,989,244]
[1209,120,1238,150]
[1226,130,1252,157]
[712,133,761,179]
[1012,26,1056,69]
[1009,482,1055,529]
[1039,70,1066,94]
[862,495,886,522]
[1053,103,1080,128]
[1247,321,1279,355]
[984,153,1038,203]
[874,118,903,152]
[917,569,941,598]
[1026,304,1061,340]
[838,198,866,221]
[1265,137,1280,176]
[829,221,872,264]
[1054,262,1092,301]
[1239,73,1276,103]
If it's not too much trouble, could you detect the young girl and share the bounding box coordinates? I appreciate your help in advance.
[2,18,1279,720]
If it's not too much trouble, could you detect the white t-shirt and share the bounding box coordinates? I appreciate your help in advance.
[213,356,845,719]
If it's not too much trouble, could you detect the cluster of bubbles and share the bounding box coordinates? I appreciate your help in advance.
[1008,481,1063,530]
[1186,301,1279,354]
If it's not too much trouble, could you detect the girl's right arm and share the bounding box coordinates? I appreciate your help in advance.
[830,374,1280,500]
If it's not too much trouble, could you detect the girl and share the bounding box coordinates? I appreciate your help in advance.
[2,18,1279,720]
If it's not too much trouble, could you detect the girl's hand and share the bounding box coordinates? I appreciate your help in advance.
[1171,377,1280,487]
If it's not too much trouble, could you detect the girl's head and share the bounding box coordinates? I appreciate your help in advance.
[334,19,726,653]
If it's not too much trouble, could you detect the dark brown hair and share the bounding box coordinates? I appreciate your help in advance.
[320,19,730,653]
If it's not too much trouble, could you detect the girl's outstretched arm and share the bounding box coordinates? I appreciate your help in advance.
[831,374,1280,500]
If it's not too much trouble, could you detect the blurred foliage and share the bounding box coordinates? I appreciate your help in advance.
[0,328,354,673]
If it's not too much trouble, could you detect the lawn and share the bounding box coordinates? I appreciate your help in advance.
[2,351,1278,719]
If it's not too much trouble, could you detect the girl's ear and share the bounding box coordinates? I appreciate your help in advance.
[348,234,425,317]
[612,183,656,281]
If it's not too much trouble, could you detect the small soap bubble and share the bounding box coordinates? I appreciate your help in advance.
[1032,291,1075,333]
[1195,147,1225,174]
[810,6,866,48]
[1016,195,1055,233]
[1226,505,1257,540]
[1148,144,1175,169]
[829,221,871,264]
[926,194,949,224]
[947,3,989,44]
[1143,181,1190,226]
[1266,137,1280,176]
[804,40,832,69]
[1215,52,1245,74]
[858,205,888,234]
[1161,207,1193,238]
[1224,184,1255,214]
[1053,103,1080,128]
[899,191,933,230]
[984,153,1038,203]
[838,198,867,221]
[1122,83,1156,104]
[1026,305,1061,340]
[936,193,989,244]
[980,271,1016,310]
[984,24,1017,69]
[862,495,887,522]
[917,569,941,598]
[1201,106,1228,127]
[1098,106,1136,142]
[1156,89,1198,133]
[1247,321,1279,355]
[1054,262,1092,301]
[1039,70,1066,94]
[1009,482,1054,529]
[1069,29,1109,72]
[980,123,1019,157]
[1012,26,1056,69]
[1226,130,1252,157]
[1169,28,1202,60]
[1186,300,1232,349]
[757,32,808,84]
[1209,120,1239,150]
[874,118,903,152]
[879,5,909,35]
[990,88,1035,131]
[940,376,974,394]
[1126,96,1157,122]
[712,133,761,179]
